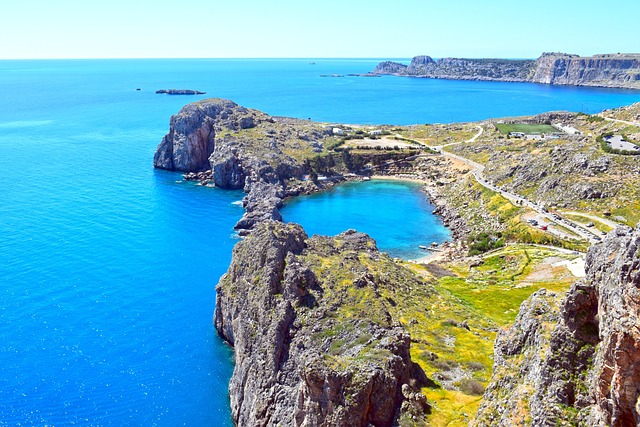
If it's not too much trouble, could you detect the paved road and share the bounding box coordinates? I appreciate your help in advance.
[383,125,604,244]
[436,131,602,243]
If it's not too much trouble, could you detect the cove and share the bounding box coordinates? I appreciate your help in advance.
[280,179,451,259]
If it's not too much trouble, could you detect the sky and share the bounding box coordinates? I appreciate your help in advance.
[2,0,639,59]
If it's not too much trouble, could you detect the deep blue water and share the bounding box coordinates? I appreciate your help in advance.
[1,59,639,425]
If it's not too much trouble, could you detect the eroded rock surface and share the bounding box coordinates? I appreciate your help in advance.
[153,99,338,231]
[214,221,430,426]
[475,225,640,426]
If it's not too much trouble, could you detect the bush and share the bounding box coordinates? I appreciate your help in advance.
[468,232,505,256]
[456,379,485,396]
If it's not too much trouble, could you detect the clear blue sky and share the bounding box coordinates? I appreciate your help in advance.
[2,0,639,59]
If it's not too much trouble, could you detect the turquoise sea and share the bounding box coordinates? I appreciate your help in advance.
[1,59,639,425]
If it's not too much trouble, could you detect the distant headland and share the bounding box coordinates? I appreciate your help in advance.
[368,52,640,89]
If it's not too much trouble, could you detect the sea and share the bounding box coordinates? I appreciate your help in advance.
[1,59,639,426]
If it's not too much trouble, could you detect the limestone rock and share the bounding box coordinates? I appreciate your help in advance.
[531,52,640,88]
[153,98,260,172]
[475,225,640,426]
[372,52,640,89]
[214,221,429,426]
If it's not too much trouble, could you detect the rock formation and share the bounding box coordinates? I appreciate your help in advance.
[155,89,206,95]
[531,52,640,87]
[153,99,338,231]
[153,99,267,173]
[474,225,640,426]
[214,221,429,426]
[371,53,640,89]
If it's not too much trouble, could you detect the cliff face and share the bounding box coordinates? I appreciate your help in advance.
[214,221,430,427]
[475,225,640,426]
[153,99,263,173]
[531,52,640,87]
[153,99,339,231]
[372,53,640,88]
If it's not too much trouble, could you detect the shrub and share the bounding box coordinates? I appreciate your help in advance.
[468,232,505,256]
[456,378,485,396]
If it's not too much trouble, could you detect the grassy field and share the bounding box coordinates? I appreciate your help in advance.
[402,245,579,426]
[495,123,559,135]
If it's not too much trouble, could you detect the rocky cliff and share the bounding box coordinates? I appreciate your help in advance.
[371,53,640,89]
[214,221,430,426]
[153,99,339,231]
[153,98,264,173]
[474,225,640,426]
[531,52,640,88]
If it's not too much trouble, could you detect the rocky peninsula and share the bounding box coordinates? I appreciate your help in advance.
[370,52,640,89]
[154,99,640,426]
[214,221,430,426]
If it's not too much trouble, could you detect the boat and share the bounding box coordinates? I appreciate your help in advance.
[419,245,428,250]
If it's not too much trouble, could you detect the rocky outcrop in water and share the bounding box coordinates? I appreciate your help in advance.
[474,225,640,426]
[214,221,430,426]
[153,99,263,172]
[371,53,640,89]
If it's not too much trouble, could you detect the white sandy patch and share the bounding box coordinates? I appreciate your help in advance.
[552,257,586,278]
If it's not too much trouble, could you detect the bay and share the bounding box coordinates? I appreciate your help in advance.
[0,58,638,425]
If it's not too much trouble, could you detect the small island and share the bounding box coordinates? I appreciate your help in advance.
[155,89,206,95]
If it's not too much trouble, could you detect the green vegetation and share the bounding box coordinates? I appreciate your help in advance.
[576,112,605,123]
[398,244,578,426]
[495,123,559,135]
[467,232,505,255]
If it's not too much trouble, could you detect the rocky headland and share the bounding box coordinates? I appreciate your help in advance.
[214,221,430,426]
[370,52,640,89]
[152,98,428,234]
[153,99,337,232]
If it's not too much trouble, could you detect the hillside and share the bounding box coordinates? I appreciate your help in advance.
[154,99,640,426]
[371,53,640,89]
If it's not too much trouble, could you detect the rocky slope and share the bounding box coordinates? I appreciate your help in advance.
[448,109,640,225]
[474,225,640,426]
[153,99,339,231]
[371,53,640,89]
[214,221,430,426]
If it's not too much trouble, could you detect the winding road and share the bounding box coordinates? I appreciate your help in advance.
[434,126,606,244]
